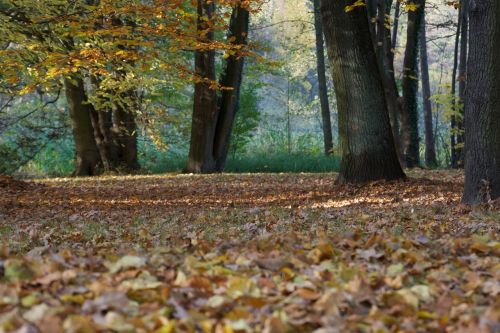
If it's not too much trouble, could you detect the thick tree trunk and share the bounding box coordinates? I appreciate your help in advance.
[401,0,425,168]
[419,11,437,167]
[320,0,405,184]
[186,0,217,173]
[213,5,250,171]
[456,0,468,168]
[89,107,119,171]
[64,77,102,176]
[113,103,140,171]
[187,1,249,173]
[312,0,333,155]
[462,0,500,204]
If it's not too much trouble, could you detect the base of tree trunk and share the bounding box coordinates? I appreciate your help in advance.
[336,152,406,184]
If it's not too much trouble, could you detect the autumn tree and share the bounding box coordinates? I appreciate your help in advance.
[401,0,425,168]
[186,0,250,173]
[0,0,207,175]
[320,0,405,183]
[462,0,500,204]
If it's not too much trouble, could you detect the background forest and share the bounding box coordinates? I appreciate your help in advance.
[0,0,463,177]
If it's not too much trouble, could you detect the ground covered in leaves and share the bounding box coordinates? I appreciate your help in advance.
[0,170,499,333]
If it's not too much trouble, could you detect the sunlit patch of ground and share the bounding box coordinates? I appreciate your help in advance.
[0,170,498,332]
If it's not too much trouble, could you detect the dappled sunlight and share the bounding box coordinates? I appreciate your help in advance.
[2,171,463,222]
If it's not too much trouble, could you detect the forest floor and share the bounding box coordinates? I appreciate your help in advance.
[0,170,498,332]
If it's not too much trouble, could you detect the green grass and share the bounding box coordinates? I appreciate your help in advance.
[15,134,340,176]
[224,152,340,173]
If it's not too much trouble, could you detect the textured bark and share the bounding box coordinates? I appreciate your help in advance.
[313,0,333,155]
[401,0,424,168]
[186,1,217,173]
[213,6,250,171]
[187,1,249,173]
[89,77,139,172]
[88,106,119,171]
[378,0,403,160]
[112,103,140,171]
[64,77,102,176]
[320,0,405,184]
[456,0,468,167]
[462,0,500,204]
[419,11,437,167]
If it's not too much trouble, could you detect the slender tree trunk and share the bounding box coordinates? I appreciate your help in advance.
[312,0,333,155]
[391,0,400,52]
[401,0,425,168]
[419,11,437,167]
[213,5,250,171]
[462,0,500,204]
[187,1,249,173]
[320,0,405,184]
[450,4,462,168]
[377,0,403,159]
[456,0,468,168]
[64,77,102,176]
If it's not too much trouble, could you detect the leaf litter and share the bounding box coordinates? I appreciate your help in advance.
[0,170,498,332]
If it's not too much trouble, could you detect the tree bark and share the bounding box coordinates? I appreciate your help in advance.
[186,1,218,173]
[462,0,500,204]
[312,0,333,155]
[377,0,403,160]
[419,10,437,167]
[112,102,140,171]
[401,0,425,168]
[186,0,249,173]
[456,0,468,168]
[450,4,462,168]
[64,77,102,176]
[213,5,250,171]
[320,0,405,184]
[89,77,139,172]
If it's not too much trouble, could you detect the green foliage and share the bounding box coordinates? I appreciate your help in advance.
[430,84,463,122]
[229,83,262,156]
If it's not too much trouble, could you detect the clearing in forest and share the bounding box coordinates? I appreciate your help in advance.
[0,170,498,332]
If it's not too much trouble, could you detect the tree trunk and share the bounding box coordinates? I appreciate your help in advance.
[450,4,462,168]
[187,1,249,173]
[391,0,400,52]
[419,11,437,167]
[64,77,102,176]
[456,0,468,168]
[213,5,250,171]
[377,0,403,160]
[89,106,119,171]
[462,0,500,204]
[312,0,333,155]
[186,1,218,173]
[401,0,425,168]
[320,0,405,184]
[113,103,140,171]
